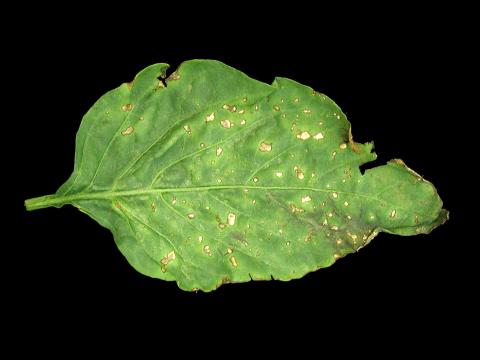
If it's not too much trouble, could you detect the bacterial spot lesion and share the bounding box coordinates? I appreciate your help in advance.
[160,251,176,265]
[121,126,134,136]
[205,112,215,122]
[259,142,272,152]
[227,213,236,226]
[297,131,311,140]
[222,104,237,112]
[290,203,304,213]
[203,245,212,255]
[301,196,312,203]
[229,256,238,267]
[313,132,324,140]
[220,119,232,128]
[294,166,304,180]
[122,104,133,112]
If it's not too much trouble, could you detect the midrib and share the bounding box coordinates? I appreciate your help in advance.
[25,185,379,211]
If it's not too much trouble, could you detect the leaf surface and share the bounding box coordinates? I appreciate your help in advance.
[25,60,448,291]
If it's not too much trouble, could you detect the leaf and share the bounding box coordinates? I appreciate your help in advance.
[25,60,448,291]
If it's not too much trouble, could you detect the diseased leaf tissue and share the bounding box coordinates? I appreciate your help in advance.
[25,60,448,291]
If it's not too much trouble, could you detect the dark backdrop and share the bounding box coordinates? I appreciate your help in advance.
[8,8,470,350]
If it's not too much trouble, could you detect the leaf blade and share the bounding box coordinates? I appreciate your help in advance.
[25,59,448,291]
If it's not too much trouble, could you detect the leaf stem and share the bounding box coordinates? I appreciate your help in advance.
[24,194,70,211]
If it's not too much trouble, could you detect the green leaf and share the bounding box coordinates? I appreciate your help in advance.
[25,60,448,291]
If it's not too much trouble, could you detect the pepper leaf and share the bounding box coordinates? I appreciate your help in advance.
[25,60,448,291]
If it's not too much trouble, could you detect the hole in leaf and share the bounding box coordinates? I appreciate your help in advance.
[157,76,167,88]
[359,158,380,175]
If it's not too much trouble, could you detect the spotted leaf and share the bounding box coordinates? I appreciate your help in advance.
[25,60,448,291]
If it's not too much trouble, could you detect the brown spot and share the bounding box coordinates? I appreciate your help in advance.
[126,81,134,90]
[290,204,304,213]
[301,196,312,203]
[313,132,324,140]
[227,213,236,226]
[294,166,305,180]
[231,232,246,243]
[121,126,134,136]
[348,127,362,153]
[391,158,424,179]
[222,104,237,112]
[296,131,311,140]
[160,251,176,265]
[168,71,181,81]
[259,142,272,152]
[229,256,238,267]
[220,119,232,128]
[122,103,133,112]
[304,229,314,242]
[114,202,121,209]
[205,112,215,122]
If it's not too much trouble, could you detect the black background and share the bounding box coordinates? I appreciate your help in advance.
[8,7,472,348]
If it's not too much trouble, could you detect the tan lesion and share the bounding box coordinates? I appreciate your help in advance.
[348,127,361,153]
[161,251,176,265]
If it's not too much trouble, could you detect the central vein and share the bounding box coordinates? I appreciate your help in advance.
[26,185,385,212]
